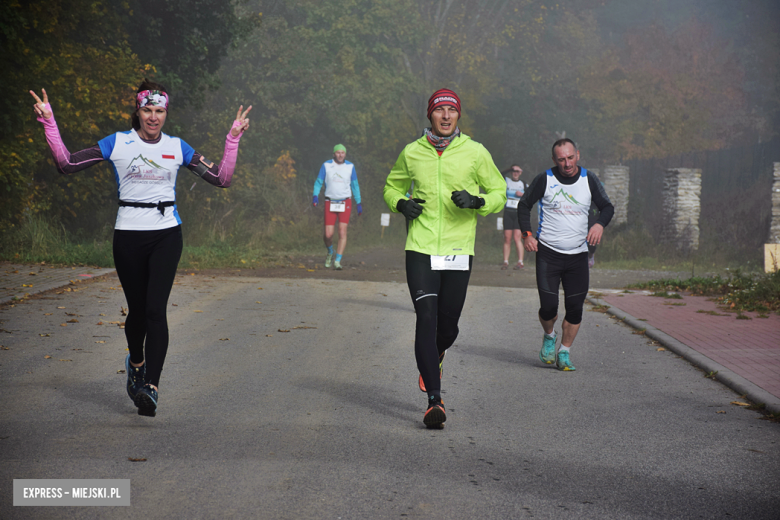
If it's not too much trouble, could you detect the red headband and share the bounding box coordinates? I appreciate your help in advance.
[427,88,461,119]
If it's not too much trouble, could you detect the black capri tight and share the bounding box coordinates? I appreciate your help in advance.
[406,251,473,396]
[113,225,183,387]
[535,242,589,325]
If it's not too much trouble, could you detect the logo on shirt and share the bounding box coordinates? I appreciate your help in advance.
[162,154,175,160]
[124,154,171,182]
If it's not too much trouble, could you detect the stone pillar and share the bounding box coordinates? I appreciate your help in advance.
[661,168,702,250]
[770,162,780,244]
[601,165,629,225]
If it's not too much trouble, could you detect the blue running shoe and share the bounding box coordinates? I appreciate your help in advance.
[539,333,556,364]
[125,354,145,402]
[134,384,158,417]
[556,350,576,371]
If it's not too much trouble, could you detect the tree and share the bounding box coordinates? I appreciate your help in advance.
[0,0,143,232]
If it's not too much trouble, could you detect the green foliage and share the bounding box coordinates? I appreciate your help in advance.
[0,0,143,232]
[628,269,780,314]
[111,0,258,109]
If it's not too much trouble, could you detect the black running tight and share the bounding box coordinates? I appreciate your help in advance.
[406,251,473,397]
[535,242,589,325]
[113,225,183,387]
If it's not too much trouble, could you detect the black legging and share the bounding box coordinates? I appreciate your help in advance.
[113,225,183,387]
[535,242,589,325]
[406,251,473,397]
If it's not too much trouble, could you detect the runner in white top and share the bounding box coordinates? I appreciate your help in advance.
[501,165,525,270]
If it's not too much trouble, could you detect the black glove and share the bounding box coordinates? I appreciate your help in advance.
[397,198,426,220]
[451,190,485,209]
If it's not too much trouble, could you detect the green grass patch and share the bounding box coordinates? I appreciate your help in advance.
[650,291,683,299]
[629,269,780,315]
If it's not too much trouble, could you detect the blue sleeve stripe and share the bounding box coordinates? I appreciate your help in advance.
[180,139,195,166]
[98,133,117,160]
[313,164,326,196]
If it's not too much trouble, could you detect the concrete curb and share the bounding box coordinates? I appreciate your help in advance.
[0,268,116,305]
[588,296,780,415]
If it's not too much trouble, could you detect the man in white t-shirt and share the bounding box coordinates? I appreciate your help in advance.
[312,144,362,270]
[518,139,614,371]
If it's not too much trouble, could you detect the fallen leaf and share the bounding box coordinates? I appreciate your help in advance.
[656,347,666,351]
[307,269,315,272]
[107,321,121,325]
[39,333,51,337]
[731,401,750,407]
[67,319,79,323]
[256,301,262,304]
[716,411,726,414]
[278,329,290,333]
[127,457,147,462]
[28,272,37,276]
[44,313,52,316]
[194,310,203,313]
[99,313,105,316]
[266,334,273,337]
[219,338,230,341]
[120,307,127,316]
[291,326,317,330]
[1,346,9,350]
[60,323,67,327]
[95,340,106,344]
[66,313,78,316]
[117,369,125,374]
[59,359,72,362]
[44,355,52,359]
[257,287,263,290]
[57,306,66,309]
[97,321,104,325]
[171,304,178,306]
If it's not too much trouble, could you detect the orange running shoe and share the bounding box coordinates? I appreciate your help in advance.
[423,396,446,428]
[418,352,446,392]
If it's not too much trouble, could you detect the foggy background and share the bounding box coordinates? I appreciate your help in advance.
[2,0,779,268]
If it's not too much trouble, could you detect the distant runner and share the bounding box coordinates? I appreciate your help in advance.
[501,165,525,270]
[31,81,250,416]
[384,88,506,428]
[312,144,362,270]
[518,138,614,371]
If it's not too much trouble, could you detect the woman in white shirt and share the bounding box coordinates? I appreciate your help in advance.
[502,165,525,269]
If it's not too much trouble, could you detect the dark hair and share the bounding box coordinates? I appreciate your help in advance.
[551,138,577,155]
[501,164,523,175]
[131,79,168,130]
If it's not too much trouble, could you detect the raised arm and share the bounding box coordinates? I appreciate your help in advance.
[30,89,105,174]
[187,105,251,188]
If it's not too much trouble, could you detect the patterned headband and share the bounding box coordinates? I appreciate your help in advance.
[136,90,169,110]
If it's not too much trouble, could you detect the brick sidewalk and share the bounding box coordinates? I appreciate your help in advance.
[598,290,780,407]
[0,263,115,304]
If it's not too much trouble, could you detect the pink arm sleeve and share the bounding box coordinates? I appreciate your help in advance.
[37,104,104,174]
[190,121,244,188]
[214,121,244,187]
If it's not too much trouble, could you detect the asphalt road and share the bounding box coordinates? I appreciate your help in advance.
[1,272,778,519]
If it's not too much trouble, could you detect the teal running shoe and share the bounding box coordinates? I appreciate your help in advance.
[125,354,145,402]
[334,260,342,270]
[135,384,158,417]
[325,253,333,268]
[556,350,576,371]
[539,333,556,364]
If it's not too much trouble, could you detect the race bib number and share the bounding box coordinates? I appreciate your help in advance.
[505,199,519,209]
[330,202,346,213]
[430,255,469,271]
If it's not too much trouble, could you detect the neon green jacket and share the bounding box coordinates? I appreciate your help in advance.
[383,133,506,256]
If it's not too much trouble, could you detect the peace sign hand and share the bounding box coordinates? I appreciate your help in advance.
[30,89,53,119]
[230,105,252,137]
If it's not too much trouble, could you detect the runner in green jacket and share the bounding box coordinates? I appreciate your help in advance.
[383,88,506,428]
